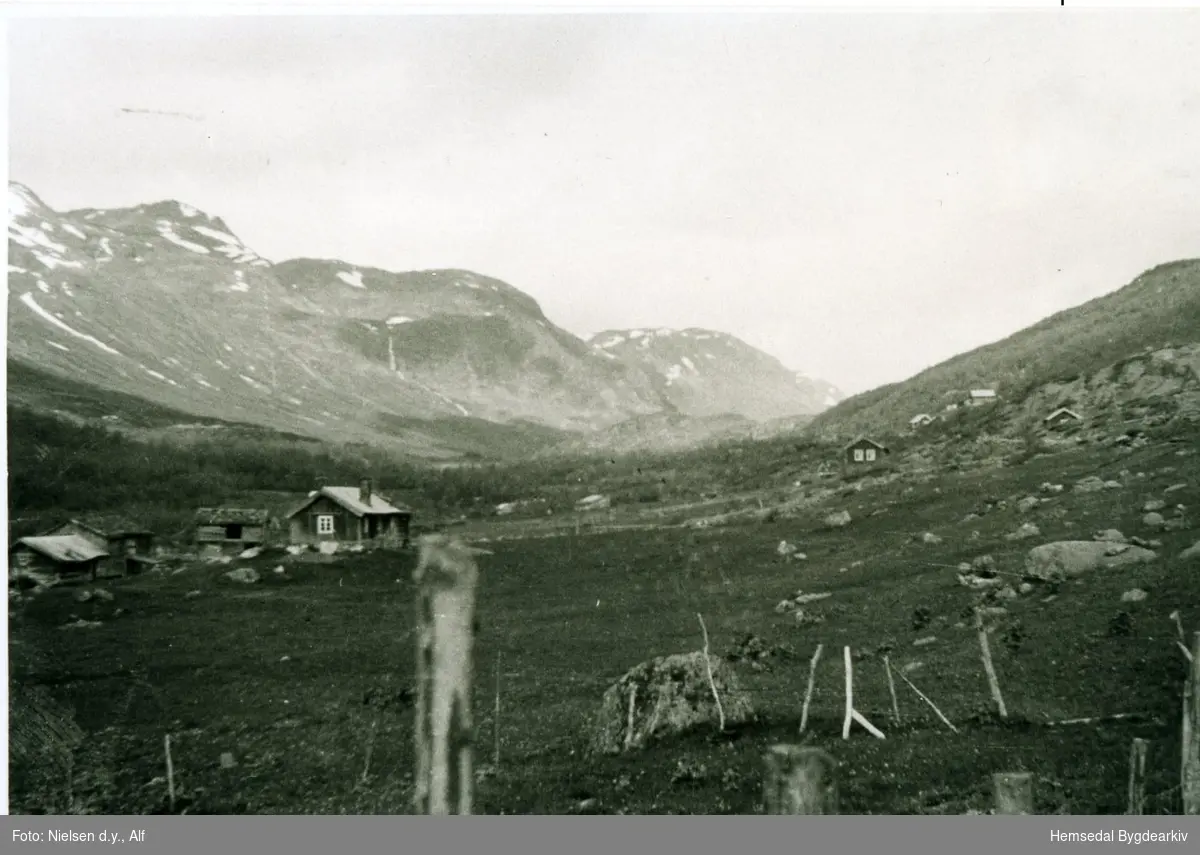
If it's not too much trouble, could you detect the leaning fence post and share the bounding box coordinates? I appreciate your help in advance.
[1127,738,1148,816]
[1184,632,1200,815]
[412,535,488,815]
[763,745,839,814]
[993,772,1034,814]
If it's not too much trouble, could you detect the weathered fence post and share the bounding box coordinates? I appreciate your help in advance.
[412,534,488,815]
[975,608,1008,719]
[799,643,823,734]
[763,745,839,814]
[993,772,1034,814]
[1184,631,1200,815]
[883,655,900,724]
[1127,738,1148,816]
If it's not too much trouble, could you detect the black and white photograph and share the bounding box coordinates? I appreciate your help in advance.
[6,1,1200,819]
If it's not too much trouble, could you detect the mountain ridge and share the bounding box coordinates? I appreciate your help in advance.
[6,180,840,458]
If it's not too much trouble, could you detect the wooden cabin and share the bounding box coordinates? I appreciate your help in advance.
[844,437,889,466]
[10,535,109,583]
[286,479,411,549]
[1043,407,1083,429]
[194,507,270,557]
[42,515,156,575]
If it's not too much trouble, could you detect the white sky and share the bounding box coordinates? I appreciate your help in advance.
[7,8,1200,395]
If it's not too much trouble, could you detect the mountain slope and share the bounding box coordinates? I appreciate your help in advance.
[589,327,843,421]
[809,259,1200,438]
[7,181,841,458]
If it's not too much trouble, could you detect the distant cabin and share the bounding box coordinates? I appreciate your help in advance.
[42,515,156,575]
[10,535,109,583]
[194,507,271,557]
[844,437,889,465]
[286,480,412,549]
[1043,407,1083,429]
[909,413,934,429]
[966,389,997,406]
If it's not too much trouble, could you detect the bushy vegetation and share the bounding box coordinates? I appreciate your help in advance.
[7,404,848,540]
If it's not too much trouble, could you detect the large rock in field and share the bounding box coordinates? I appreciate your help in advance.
[1024,541,1157,582]
[1180,540,1200,561]
[824,510,852,528]
[589,652,754,755]
[224,567,260,584]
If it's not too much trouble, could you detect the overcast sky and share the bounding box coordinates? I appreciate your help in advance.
[8,11,1200,395]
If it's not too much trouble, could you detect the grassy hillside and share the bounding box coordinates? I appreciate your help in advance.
[811,259,1200,437]
[10,426,1200,814]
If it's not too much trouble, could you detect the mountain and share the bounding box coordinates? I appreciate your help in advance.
[6,182,840,459]
[589,327,843,421]
[808,259,1200,439]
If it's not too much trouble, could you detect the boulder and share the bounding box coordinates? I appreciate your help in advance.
[1017,496,1040,513]
[824,510,852,528]
[224,567,260,584]
[589,652,754,755]
[1180,540,1200,561]
[1007,523,1041,541]
[238,547,262,559]
[1142,512,1166,529]
[1093,529,1127,543]
[1024,541,1157,582]
[1074,476,1107,494]
[1121,588,1148,603]
[1143,499,1167,512]
[921,532,943,544]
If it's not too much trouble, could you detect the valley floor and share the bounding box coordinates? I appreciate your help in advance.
[9,435,1200,814]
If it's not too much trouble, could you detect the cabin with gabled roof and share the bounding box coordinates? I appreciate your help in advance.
[285,479,411,548]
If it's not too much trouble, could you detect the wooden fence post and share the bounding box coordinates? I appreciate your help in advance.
[1127,738,1148,816]
[993,772,1034,814]
[1184,632,1200,816]
[975,608,1008,719]
[763,745,839,814]
[412,535,487,815]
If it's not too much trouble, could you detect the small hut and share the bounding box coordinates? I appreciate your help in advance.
[10,535,109,583]
[194,507,271,557]
[844,437,889,466]
[1043,407,1083,429]
[41,515,156,575]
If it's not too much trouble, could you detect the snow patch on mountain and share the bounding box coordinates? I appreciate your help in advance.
[19,292,122,356]
[156,220,211,254]
[337,269,366,289]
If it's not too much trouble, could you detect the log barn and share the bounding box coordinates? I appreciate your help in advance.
[9,535,109,583]
[194,507,271,557]
[42,515,156,575]
[286,479,411,549]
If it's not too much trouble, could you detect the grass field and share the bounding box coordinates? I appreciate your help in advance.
[9,434,1200,815]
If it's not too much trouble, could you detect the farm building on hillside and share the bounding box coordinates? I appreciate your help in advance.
[194,507,271,557]
[844,437,889,465]
[909,413,934,430]
[285,480,412,549]
[42,515,156,575]
[1043,407,1083,429]
[9,535,109,582]
[965,389,997,406]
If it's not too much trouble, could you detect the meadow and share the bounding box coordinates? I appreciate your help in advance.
[9,431,1200,815]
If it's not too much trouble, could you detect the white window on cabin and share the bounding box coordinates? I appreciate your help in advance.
[854,449,864,462]
[865,448,877,462]
[317,515,334,535]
